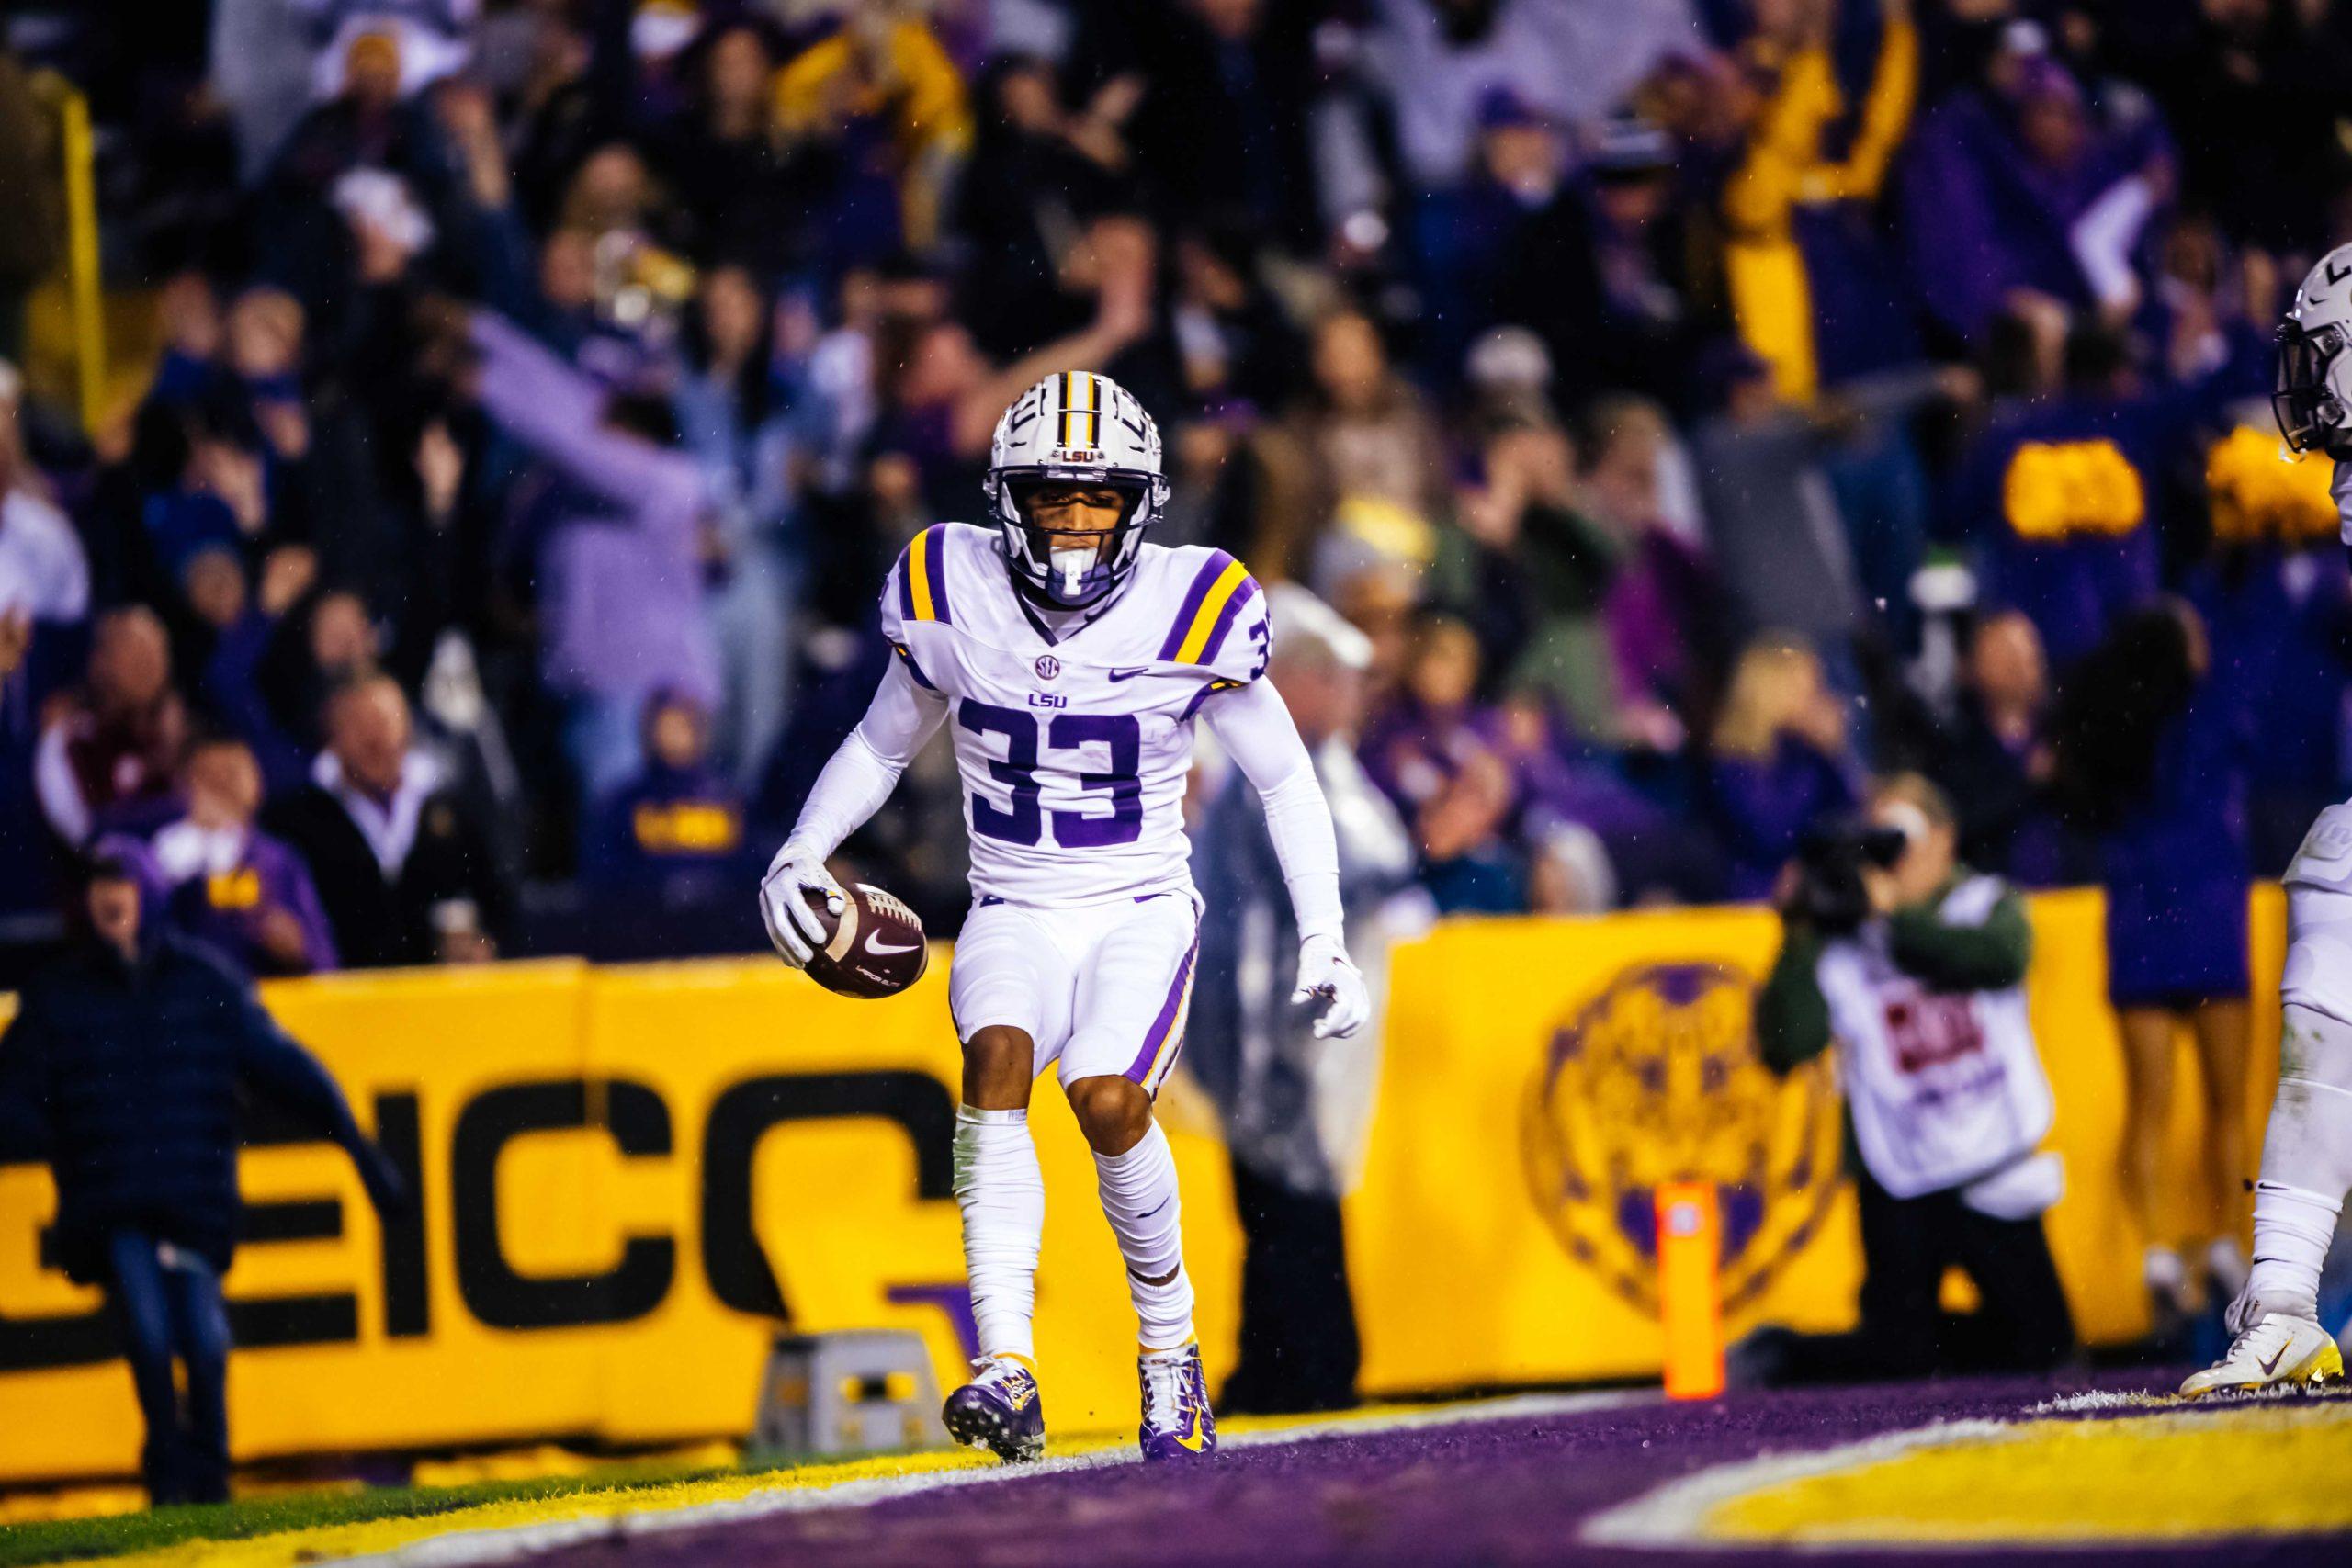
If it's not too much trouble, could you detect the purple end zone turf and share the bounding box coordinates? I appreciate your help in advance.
[533,1372,2343,1568]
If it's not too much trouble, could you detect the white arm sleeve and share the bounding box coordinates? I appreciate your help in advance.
[781,658,949,859]
[32,721,90,845]
[1200,679,1346,943]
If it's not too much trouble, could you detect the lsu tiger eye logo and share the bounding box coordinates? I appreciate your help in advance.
[1521,963,1844,1315]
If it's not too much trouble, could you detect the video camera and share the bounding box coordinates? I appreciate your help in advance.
[1782,818,1911,937]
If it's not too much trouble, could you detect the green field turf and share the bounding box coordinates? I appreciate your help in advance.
[0,1458,777,1568]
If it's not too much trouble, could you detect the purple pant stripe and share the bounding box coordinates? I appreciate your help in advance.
[1125,931,1201,1083]
[922,525,953,624]
[1194,575,1258,665]
[1144,964,1195,1094]
[1157,551,1233,660]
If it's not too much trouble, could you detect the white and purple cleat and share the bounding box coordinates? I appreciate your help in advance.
[943,1353,1046,1463]
[1137,1340,1217,1462]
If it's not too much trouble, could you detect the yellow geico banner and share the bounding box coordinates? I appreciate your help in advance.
[0,889,2285,1483]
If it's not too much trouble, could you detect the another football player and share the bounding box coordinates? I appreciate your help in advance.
[2185,243,2352,1394]
[757,371,1371,1459]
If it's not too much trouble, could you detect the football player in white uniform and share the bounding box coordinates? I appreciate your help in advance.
[758,370,1371,1460]
[2185,243,2352,1394]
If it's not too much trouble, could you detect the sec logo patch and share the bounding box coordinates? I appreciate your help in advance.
[1035,654,1060,682]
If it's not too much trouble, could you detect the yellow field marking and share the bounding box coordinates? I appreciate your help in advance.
[1717,1400,2352,1543]
[55,1396,1634,1568]
[1589,1395,2352,1550]
[405,1441,741,1492]
[40,1445,1060,1568]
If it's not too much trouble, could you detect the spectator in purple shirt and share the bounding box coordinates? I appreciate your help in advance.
[153,735,338,976]
[1358,615,1523,913]
[1928,608,2085,889]
[460,308,719,805]
[582,688,747,900]
[181,543,322,795]
[1706,635,1863,902]
[1897,50,2169,344]
[1943,323,2169,673]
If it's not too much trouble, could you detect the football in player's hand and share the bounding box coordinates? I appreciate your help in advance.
[799,882,929,998]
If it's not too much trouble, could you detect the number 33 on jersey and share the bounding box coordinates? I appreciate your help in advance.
[881,522,1270,908]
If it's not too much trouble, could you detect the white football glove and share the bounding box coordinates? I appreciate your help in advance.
[759,844,845,967]
[1292,932,1370,1040]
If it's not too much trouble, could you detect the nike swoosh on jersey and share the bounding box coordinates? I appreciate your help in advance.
[865,933,922,956]
[1107,666,1159,682]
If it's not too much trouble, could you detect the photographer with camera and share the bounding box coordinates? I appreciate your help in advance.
[1746,773,2076,1383]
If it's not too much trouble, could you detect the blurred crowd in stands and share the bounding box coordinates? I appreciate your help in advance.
[1,0,2350,976]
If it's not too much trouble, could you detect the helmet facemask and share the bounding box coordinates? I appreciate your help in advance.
[2275,320,2349,455]
[990,468,1167,610]
[985,370,1171,610]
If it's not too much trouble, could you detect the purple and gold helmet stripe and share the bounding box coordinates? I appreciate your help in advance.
[1056,370,1102,450]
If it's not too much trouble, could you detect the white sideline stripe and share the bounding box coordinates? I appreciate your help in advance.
[2031,1382,2348,1416]
[1580,1419,2025,1552]
[334,1391,1647,1568]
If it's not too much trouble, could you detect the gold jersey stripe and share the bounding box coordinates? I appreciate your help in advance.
[906,527,937,622]
[1171,559,1250,663]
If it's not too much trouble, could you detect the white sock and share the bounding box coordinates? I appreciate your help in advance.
[2247,1182,2340,1324]
[954,1106,1045,1361]
[1093,1120,1194,1349]
[2244,1004,2352,1324]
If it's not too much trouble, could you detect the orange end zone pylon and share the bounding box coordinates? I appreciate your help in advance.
[1656,1180,1724,1401]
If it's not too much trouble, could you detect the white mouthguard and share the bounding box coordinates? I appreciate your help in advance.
[1050,545,1098,598]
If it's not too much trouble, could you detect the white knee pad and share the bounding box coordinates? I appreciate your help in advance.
[2282,902,2352,1029]
[2282,807,2352,1029]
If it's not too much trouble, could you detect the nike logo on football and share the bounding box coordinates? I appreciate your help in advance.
[865,933,922,956]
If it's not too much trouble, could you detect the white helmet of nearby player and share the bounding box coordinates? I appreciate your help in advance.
[985,370,1171,609]
[2278,242,2352,457]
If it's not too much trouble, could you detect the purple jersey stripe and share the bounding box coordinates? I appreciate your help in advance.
[1125,929,1202,1085]
[897,548,917,622]
[922,525,953,624]
[892,641,937,691]
[1157,550,1235,660]
[1177,678,1238,723]
[1194,575,1259,665]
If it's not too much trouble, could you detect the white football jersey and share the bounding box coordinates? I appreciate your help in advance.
[880,523,1271,908]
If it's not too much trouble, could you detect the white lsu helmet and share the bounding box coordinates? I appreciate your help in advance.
[2277,242,2352,457]
[986,370,1170,609]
